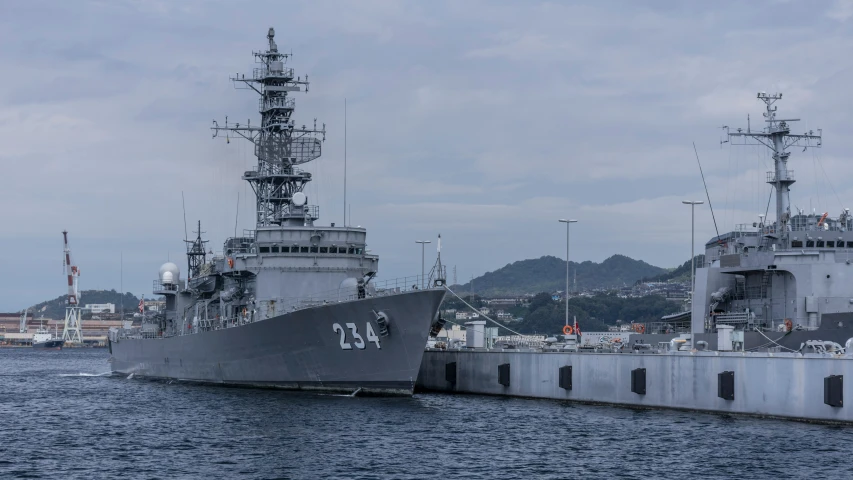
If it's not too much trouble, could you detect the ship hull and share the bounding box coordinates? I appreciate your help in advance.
[33,340,63,350]
[109,289,445,395]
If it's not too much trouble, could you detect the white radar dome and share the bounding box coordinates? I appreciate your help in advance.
[292,192,307,206]
[159,262,181,285]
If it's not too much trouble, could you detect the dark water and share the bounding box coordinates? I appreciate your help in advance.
[1,349,851,480]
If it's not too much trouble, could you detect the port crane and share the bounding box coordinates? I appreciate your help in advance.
[19,308,28,333]
[62,230,83,344]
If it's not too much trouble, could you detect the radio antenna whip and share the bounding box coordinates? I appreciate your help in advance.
[182,191,189,243]
[694,141,719,238]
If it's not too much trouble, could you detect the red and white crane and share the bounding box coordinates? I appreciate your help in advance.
[62,230,83,343]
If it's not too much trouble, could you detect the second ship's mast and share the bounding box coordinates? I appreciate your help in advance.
[725,93,822,243]
[212,28,326,227]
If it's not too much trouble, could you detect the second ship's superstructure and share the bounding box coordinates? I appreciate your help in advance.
[628,93,853,352]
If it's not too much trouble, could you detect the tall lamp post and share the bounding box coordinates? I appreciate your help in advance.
[558,219,578,327]
[416,240,431,289]
[682,201,703,343]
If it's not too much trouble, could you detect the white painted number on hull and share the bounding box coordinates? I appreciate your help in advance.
[365,323,380,348]
[333,322,381,350]
[332,323,352,350]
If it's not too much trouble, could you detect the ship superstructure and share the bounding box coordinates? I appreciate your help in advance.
[109,28,446,394]
[641,93,853,350]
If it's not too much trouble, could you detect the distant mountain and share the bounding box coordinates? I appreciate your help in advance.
[455,254,668,297]
[29,289,141,319]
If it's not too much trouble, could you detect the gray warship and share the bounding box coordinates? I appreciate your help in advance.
[634,92,853,353]
[109,28,446,395]
[417,92,853,424]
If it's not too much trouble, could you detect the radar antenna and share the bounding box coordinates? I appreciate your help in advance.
[724,92,822,245]
[212,27,326,228]
[62,230,83,344]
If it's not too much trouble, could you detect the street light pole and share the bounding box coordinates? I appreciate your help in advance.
[682,201,703,343]
[558,219,578,328]
[415,240,431,289]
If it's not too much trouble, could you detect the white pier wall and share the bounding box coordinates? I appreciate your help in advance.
[417,350,853,423]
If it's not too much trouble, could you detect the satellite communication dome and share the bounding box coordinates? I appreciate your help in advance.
[159,262,180,285]
[292,192,307,206]
[339,277,358,298]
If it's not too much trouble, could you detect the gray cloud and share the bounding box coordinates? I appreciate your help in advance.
[1,0,852,310]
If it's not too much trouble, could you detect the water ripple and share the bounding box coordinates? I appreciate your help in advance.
[1,349,849,479]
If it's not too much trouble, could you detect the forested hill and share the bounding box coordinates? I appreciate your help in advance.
[28,290,140,319]
[455,255,668,296]
[636,255,705,284]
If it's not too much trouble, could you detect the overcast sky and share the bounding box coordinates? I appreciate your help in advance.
[1,0,852,311]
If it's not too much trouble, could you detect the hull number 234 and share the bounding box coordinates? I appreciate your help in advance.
[333,323,381,350]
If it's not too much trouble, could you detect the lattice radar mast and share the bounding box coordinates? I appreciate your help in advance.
[212,27,326,227]
[62,230,83,343]
[724,92,822,243]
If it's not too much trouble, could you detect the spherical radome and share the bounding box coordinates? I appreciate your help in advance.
[159,262,180,284]
[292,191,307,206]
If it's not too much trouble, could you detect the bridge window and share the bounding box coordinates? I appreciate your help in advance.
[817,241,825,248]
[329,247,337,254]
[348,247,355,254]
[271,246,279,253]
[806,240,815,248]
[310,246,319,253]
[848,242,853,248]
[281,246,290,253]
[319,247,327,253]
[827,241,835,248]
[259,246,270,253]
[792,240,803,248]
[300,246,309,253]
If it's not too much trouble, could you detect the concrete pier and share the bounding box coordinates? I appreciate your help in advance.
[417,349,853,424]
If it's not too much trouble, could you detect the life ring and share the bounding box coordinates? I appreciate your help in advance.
[613,338,622,343]
[562,325,574,335]
[227,257,235,269]
[784,318,793,332]
[633,324,645,334]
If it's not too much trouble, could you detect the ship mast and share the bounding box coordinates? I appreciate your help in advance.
[212,27,326,228]
[724,93,822,244]
[184,220,208,280]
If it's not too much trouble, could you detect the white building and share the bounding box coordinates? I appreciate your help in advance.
[436,325,466,342]
[144,300,166,312]
[84,303,115,314]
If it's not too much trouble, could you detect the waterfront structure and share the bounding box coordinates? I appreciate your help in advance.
[421,92,853,423]
[84,303,115,314]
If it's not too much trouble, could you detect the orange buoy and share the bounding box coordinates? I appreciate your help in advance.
[562,325,574,335]
[633,324,646,334]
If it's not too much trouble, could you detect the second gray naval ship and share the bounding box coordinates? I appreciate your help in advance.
[109,28,446,395]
